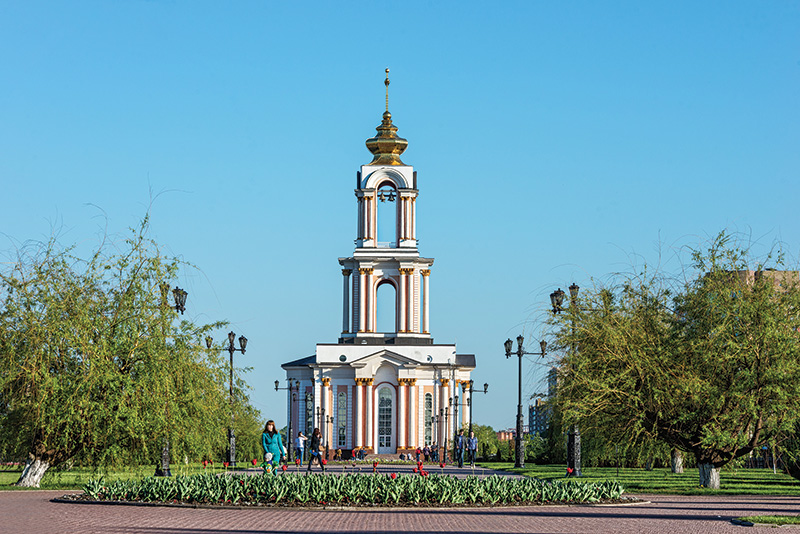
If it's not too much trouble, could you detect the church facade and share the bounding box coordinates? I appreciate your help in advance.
[282,72,475,457]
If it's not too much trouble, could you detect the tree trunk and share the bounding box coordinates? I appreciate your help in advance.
[670,449,684,474]
[698,463,720,489]
[15,457,51,487]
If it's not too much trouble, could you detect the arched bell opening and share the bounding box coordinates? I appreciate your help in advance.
[376,181,399,248]
[376,278,398,333]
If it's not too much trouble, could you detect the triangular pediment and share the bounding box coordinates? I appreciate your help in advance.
[349,349,420,369]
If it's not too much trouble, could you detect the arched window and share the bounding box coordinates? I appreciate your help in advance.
[337,392,347,447]
[305,393,313,436]
[424,393,433,445]
[378,388,393,449]
[376,183,398,247]
[376,280,397,333]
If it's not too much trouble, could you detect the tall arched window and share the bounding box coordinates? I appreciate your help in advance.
[424,393,433,445]
[378,388,393,449]
[337,391,347,447]
[305,393,314,436]
[376,280,397,333]
[376,183,398,247]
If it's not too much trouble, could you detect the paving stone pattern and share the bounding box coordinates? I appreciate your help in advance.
[3,490,800,533]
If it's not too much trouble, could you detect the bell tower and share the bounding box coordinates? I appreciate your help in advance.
[339,69,434,345]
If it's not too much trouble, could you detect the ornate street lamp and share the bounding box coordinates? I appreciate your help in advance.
[551,282,582,477]
[503,334,546,469]
[275,379,300,460]
[461,380,489,437]
[155,285,189,477]
[207,332,248,467]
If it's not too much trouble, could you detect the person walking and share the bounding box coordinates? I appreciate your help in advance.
[295,431,307,462]
[306,427,325,473]
[455,429,465,468]
[467,430,478,466]
[261,420,285,472]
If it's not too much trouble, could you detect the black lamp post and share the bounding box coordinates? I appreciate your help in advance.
[275,379,300,461]
[461,380,489,437]
[325,415,333,458]
[504,335,547,469]
[550,283,582,477]
[206,332,248,467]
[154,285,189,477]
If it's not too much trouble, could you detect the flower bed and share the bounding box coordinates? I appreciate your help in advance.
[75,472,625,507]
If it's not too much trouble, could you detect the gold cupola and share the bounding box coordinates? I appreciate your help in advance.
[365,69,408,166]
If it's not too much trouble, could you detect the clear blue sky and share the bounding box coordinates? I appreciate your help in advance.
[2,1,799,431]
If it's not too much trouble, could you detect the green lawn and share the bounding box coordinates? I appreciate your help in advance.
[0,463,227,491]
[479,463,800,495]
[5,462,800,495]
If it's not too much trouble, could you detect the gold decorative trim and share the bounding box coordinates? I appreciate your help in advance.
[365,378,374,386]
[408,379,417,386]
[421,269,431,276]
[365,268,374,275]
[359,268,368,275]
[439,379,449,387]
[321,377,331,387]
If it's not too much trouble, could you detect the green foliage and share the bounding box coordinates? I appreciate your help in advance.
[0,217,259,481]
[82,471,625,505]
[471,424,501,460]
[488,463,800,495]
[551,232,800,478]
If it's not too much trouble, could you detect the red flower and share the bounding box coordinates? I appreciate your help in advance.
[422,470,429,477]
[202,460,208,467]
[251,458,257,466]
[391,473,397,480]
[417,461,423,467]
[295,458,301,465]
[439,462,445,469]
[412,467,418,473]
[373,461,379,468]
[223,461,229,468]
[322,459,328,465]
[281,464,287,472]
[566,467,574,475]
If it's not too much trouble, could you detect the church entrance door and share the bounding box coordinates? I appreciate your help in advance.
[377,388,393,453]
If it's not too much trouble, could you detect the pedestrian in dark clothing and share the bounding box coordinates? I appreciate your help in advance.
[467,431,478,466]
[306,428,325,473]
[455,429,465,468]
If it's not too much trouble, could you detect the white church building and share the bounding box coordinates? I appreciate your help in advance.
[282,72,475,457]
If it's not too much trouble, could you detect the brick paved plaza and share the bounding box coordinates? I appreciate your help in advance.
[2,489,798,533]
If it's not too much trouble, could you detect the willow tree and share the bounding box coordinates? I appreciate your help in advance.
[0,219,235,486]
[552,233,800,489]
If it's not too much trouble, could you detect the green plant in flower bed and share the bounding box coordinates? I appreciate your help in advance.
[81,472,624,506]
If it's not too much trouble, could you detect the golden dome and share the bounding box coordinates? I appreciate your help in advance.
[365,69,408,166]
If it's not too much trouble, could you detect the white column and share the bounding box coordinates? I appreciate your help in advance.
[357,196,363,242]
[365,379,374,449]
[342,269,351,333]
[358,268,366,332]
[365,196,371,241]
[399,269,407,332]
[411,197,417,241]
[440,379,448,450]
[407,269,415,333]
[366,268,374,332]
[408,380,416,448]
[355,381,363,447]
[399,380,407,448]
[321,379,330,444]
[422,270,430,334]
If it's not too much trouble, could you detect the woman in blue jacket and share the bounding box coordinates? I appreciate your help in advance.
[261,420,284,470]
